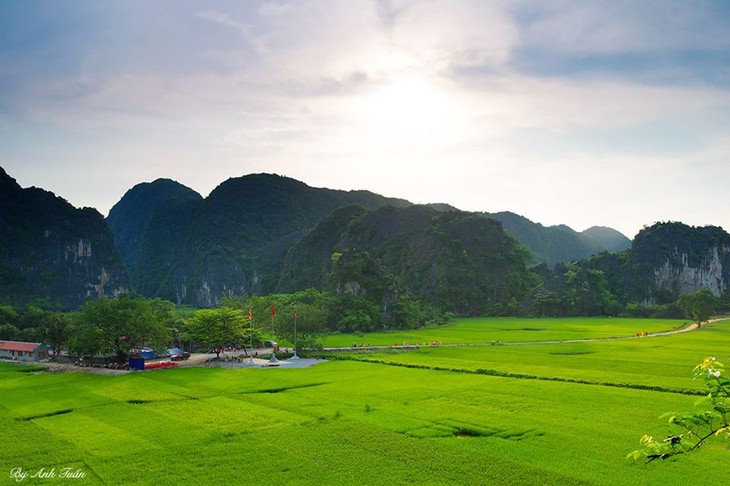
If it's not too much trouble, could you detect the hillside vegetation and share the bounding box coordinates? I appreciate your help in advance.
[1,167,728,321]
[0,168,127,309]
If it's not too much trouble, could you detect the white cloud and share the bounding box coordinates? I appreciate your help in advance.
[1,0,729,237]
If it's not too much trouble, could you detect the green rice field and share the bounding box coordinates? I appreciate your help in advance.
[322,317,690,347]
[1,317,729,485]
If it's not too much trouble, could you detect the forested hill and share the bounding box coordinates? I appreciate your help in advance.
[487,211,631,266]
[278,205,533,315]
[0,167,128,309]
[106,178,203,279]
[563,222,730,315]
[105,173,637,307]
[2,165,726,315]
[109,173,411,306]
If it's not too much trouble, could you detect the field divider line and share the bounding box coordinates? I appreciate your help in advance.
[320,320,712,352]
[318,355,706,397]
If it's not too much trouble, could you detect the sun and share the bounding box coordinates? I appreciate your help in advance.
[354,75,464,149]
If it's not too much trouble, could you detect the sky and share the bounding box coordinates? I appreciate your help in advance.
[1,0,729,239]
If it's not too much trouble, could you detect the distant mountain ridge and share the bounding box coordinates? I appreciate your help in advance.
[0,167,128,309]
[487,212,631,267]
[3,167,685,312]
[107,173,411,306]
[106,173,631,307]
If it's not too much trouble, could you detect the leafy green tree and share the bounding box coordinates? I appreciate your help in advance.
[0,304,18,326]
[270,303,325,351]
[677,288,717,327]
[629,357,729,462]
[186,307,247,358]
[40,312,71,357]
[17,326,40,342]
[16,305,48,332]
[523,285,561,317]
[391,293,423,329]
[557,264,619,316]
[0,323,19,340]
[69,296,170,362]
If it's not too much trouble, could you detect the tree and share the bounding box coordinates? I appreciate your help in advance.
[0,323,19,340]
[186,307,247,358]
[68,296,170,362]
[677,288,717,327]
[0,304,18,326]
[628,357,730,463]
[40,312,70,357]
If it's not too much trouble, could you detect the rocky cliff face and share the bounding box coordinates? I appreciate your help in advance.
[654,244,728,297]
[627,222,730,304]
[0,167,129,309]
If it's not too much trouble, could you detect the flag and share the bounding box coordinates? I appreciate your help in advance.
[248,308,252,321]
[271,304,275,317]
[293,309,298,321]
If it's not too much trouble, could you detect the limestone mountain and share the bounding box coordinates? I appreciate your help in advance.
[487,211,631,267]
[110,173,410,306]
[581,226,632,252]
[0,167,128,309]
[278,205,534,315]
[2,167,725,315]
[106,178,203,279]
[106,174,636,308]
[574,221,729,308]
[625,222,729,304]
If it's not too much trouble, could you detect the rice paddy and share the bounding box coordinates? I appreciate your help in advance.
[1,317,729,485]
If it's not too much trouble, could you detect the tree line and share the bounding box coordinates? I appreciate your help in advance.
[0,283,720,364]
[0,288,448,362]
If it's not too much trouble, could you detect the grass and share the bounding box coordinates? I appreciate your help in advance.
[322,317,690,347]
[1,318,729,485]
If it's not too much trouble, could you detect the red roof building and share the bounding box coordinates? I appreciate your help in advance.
[0,341,48,362]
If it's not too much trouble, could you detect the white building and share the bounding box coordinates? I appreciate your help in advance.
[0,341,48,362]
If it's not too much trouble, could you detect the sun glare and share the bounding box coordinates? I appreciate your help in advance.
[355,76,464,149]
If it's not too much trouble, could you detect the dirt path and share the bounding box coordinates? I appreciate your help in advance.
[323,318,727,352]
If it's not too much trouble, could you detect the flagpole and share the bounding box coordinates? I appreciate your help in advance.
[269,304,278,363]
[248,308,255,366]
[292,308,300,360]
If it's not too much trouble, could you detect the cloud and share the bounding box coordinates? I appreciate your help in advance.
[507,1,730,86]
[196,9,268,57]
[0,0,728,237]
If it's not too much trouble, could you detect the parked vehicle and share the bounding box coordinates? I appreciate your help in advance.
[166,347,190,361]
[264,340,277,348]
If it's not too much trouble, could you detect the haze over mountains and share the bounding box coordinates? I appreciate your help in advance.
[0,166,727,312]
